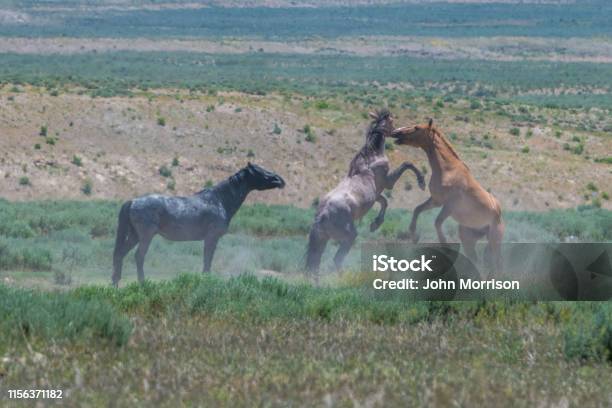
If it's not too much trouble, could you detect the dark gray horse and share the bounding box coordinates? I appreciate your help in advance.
[112,162,285,286]
[305,109,425,278]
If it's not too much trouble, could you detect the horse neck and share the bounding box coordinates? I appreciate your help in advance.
[422,132,459,178]
[211,176,251,220]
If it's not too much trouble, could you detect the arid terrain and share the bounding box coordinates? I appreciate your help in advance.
[1,85,610,211]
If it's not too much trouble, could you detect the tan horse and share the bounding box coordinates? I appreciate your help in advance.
[391,119,504,270]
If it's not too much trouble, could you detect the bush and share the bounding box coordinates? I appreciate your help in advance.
[167,179,176,191]
[273,123,282,135]
[19,176,30,186]
[564,304,612,362]
[39,125,47,137]
[157,117,166,126]
[81,179,93,196]
[172,157,180,167]
[159,165,172,178]
[510,127,520,136]
[572,143,584,155]
[72,155,83,167]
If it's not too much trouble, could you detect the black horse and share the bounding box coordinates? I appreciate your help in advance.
[112,162,285,286]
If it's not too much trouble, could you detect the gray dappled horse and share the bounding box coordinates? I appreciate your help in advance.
[112,163,285,286]
[305,109,425,278]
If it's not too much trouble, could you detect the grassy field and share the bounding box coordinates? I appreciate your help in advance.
[0,200,609,405]
[3,272,612,406]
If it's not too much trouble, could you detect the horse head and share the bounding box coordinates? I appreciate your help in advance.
[391,118,434,148]
[244,162,286,190]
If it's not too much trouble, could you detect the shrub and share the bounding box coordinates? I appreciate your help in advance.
[273,123,282,135]
[510,127,520,136]
[159,165,172,178]
[564,304,612,362]
[247,149,255,158]
[19,176,30,186]
[34,143,41,150]
[171,157,180,167]
[315,100,329,109]
[157,117,166,126]
[586,182,598,192]
[572,143,584,155]
[45,137,56,145]
[81,179,93,196]
[167,179,176,191]
[39,125,47,137]
[521,146,530,153]
[305,133,317,143]
[470,100,482,109]
[304,125,316,143]
[594,157,612,164]
[71,155,83,167]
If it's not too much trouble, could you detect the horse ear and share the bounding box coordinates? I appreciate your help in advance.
[428,118,433,128]
[369,111,377,119]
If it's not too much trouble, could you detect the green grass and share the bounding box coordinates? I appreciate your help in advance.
[2,52,612,108]
[0,283,131,351]
[1,200,612,405]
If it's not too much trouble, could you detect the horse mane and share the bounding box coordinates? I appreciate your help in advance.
[197,168,246,195]
[430,126,469,170]
[348,109,390,176]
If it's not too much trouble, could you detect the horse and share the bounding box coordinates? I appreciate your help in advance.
[391,119,504,271]
[111,162,285,286]
[305,109,425,279]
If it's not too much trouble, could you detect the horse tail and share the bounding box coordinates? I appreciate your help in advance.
[112,200,134,286]
[114,201,133,253]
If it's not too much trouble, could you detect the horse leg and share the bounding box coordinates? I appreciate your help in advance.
[203,234,221,273]
[134,231,155,283]
[403,197,438,243]
[486,220,505,275]
[434,204,452,244]
[112,232,138,287]
[333,222,357,272]
[386,162,425,190]
[458,225,480,264]
[370,195,388,232]
[306,224,329,277]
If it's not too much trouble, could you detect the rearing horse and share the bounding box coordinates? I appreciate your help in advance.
[306,109,425,277]
[391,119,504,270]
